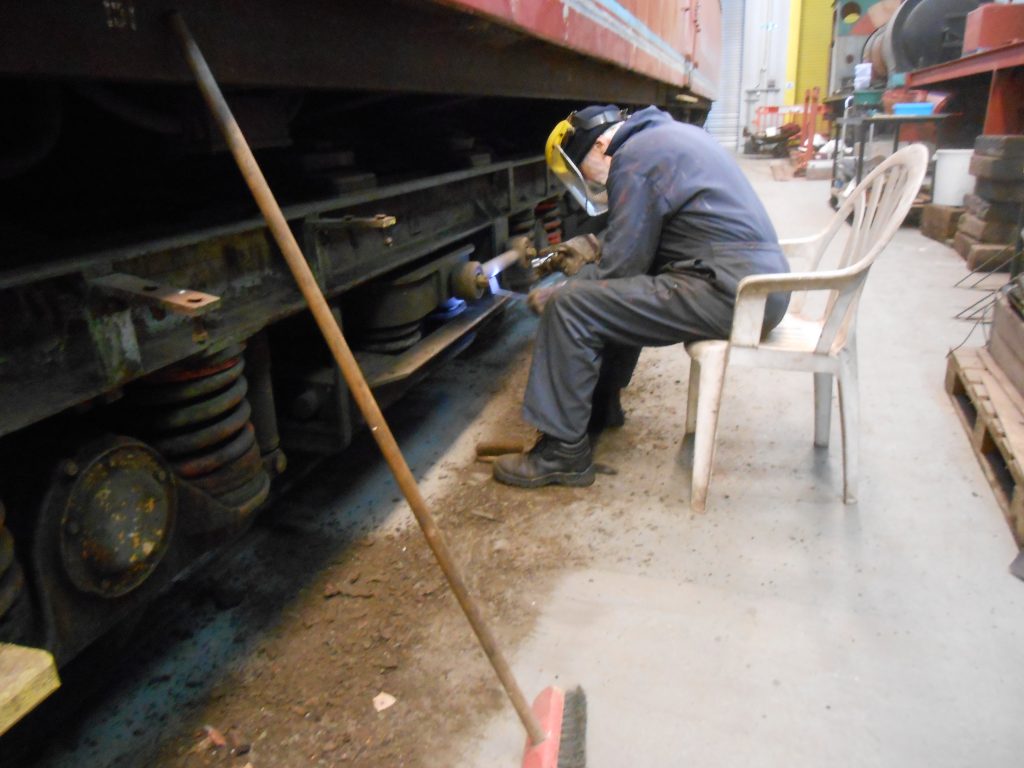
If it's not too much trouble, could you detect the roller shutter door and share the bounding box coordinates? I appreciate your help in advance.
[705,0,746,150]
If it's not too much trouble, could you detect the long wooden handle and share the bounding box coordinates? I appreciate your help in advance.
[169,13,546,745]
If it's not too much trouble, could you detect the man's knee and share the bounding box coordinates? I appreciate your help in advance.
[546,281,596,317]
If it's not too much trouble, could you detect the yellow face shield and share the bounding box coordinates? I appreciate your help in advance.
[544,117,610,217]
[545,119,574,177]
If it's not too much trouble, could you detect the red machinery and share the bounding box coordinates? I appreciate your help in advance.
[0,0,723,729]
[443,0,721,101]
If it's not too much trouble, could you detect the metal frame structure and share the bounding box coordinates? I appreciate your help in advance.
[907,40,1024,135]
[1,158,554,439]
[0,0,715,107]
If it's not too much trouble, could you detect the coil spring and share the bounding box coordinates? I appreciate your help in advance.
[134,345,270,519]
[0,500,30,643]
[358,320,423,353]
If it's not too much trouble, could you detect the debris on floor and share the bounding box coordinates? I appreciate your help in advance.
[372,692,397,712]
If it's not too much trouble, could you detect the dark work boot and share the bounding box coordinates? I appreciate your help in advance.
[587,387,625,434]
[492,434,595,488]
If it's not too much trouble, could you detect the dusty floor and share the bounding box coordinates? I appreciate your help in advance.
[7,158,1022,768]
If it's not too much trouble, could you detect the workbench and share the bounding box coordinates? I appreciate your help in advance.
[831,113,951,206]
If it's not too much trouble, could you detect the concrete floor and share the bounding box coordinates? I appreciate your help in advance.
[464,159,1023,767]
[16,158,1022,768]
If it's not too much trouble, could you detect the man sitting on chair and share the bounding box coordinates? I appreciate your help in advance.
[493,105,791,489]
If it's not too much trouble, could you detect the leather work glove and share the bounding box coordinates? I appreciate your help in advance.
[526,280,567,316]
[539,234,601,277]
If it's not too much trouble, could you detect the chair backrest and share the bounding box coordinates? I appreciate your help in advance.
[807,144,928,354]
[833,143,929,269]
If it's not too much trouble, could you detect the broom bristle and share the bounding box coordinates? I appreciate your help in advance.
[557,686,587,768]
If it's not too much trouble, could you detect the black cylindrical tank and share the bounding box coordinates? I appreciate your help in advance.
[865,0,981,75]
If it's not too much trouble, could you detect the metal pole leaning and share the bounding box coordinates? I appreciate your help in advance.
[168,12,547,746]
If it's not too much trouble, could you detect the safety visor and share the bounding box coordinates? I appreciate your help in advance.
[550,144,608,217]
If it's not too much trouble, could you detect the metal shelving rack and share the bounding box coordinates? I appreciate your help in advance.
[906,40,1024,135]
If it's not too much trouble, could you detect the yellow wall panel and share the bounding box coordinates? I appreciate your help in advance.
[786,0,832,106]
[786,0,803,105]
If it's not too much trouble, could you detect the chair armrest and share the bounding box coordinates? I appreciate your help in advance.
[779,233,827,270]
[779,234,818,259]
[729,267,865,347]
[778,232,831,315]
[739,267,863,295]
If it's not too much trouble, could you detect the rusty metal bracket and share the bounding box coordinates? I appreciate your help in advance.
[89,273,221,316]
[307,213,399,254]
[312,213,397,230]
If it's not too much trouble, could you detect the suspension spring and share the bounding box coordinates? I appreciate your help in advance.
[535,198,563,245]
[133,345,270,521]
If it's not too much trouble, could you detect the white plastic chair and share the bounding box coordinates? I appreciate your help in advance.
[684,144,928,512]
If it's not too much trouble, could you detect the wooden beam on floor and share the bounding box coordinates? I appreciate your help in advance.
[0,643,60,735]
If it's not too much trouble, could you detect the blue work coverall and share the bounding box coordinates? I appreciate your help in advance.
[523,107,791,442]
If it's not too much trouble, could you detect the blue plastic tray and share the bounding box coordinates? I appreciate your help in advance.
[892,102,935,116]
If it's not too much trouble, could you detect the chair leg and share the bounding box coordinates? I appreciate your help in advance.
[813,372,833,447]
[836,352,859,504]
[685,358,700,435]
[690,346,728,513]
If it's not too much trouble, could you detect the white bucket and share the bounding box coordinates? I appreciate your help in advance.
[933,149,974,206]
[853,63,873,90]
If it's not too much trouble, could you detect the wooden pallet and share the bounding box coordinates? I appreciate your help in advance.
[945,347,1024,545]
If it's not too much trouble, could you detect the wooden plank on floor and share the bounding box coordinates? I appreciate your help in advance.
[0,643,60,735]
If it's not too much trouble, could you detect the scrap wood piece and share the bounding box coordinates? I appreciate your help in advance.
[475,440,527,459]
[0,643,60,735]
[475,441,527,463]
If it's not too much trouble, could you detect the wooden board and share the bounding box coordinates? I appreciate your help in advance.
[975,177,1024,203]
[0,643,60,735]
[946,347,1024,545]
[975,134,1024,158]
[921,204,963,242]
[957,213,1019,243]
[953,230,1015,270]
[966,243,1016,271]
[969,153,1024,181]
[990,295,1024,398]
[964,193,1022,223]
[953,230,980,260]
